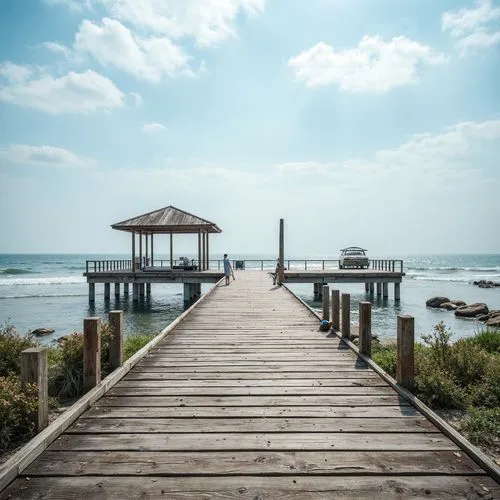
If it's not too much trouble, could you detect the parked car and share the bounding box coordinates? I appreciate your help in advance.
[339,247,369,269]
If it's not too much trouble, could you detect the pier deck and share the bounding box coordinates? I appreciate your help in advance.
[1,272,498,499]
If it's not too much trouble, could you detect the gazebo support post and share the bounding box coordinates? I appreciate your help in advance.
[170,233,173,269]
[151,234,154,266]
[131,232,136,272]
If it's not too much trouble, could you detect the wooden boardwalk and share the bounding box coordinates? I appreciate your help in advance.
[1,272,499,499]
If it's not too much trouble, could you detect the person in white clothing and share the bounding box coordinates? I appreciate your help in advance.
[223,254,234,285]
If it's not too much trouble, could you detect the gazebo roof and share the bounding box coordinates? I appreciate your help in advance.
[111,206,222,234]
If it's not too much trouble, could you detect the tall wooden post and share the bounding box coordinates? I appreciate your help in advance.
[207,233,210,269]
[124,283,129,295]
[202,232,206,270]
[383,282,388,298]
[359,302,372,357]
[139,230,143,268]
[369,282,374,294]
[395,282,401,301]
[151,234,154,266]
[278,218,284,284]
[397,315,415,391]
[108,310,124,371]
[341,293,350,339]
[322,285,330,321]
[331,289,340,331]
[88,283,95,303]
[83,317,101,393]
[104,283,110,301]
[114,282,120,298]
[131,232,136,272]
[146,282,151,296]
[133,283,139,302]
[376,282,382,296]
[21,347,48,431]
[198,230,202,270]
[170,233,173,269]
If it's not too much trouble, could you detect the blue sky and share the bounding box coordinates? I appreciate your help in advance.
[0,0,499,255]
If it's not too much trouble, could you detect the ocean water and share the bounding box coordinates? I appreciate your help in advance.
[0,253,499,343]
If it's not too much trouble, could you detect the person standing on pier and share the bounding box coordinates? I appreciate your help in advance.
[223,254,234,285]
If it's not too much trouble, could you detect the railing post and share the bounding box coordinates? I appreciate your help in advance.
[83,317,101,393]
[322,260,325,270]
[108,310,124,371]
[341,293,350,339]
[397,315,415,391]
[21,347,48,432]
[331,289,340,331]
[359,302,372,357]
[322,285,330,321]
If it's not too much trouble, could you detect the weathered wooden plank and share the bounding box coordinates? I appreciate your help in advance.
[96,395,406,407]
[49,432,458,451]
[24,450,480,476]
[137,360,367,367]
[126,368,379,379]
[107,385,395,397]
[82,405,421,419]
[69,417,437,433]
[4,475,498,500]
[118,377,386,386]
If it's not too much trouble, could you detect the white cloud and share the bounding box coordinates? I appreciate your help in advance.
[41,41,73,59]
[288,36,446,93]
[0,66,125,114]
[142,122,167,133]
[442,0,500,54]
[0,144,97,168]
[442,0,500,36]
[94,0,264,47]
[43,0,92,12]
[0,62,33,83]
[75,18,193,82]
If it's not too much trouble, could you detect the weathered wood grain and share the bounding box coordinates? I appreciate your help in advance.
[24,450,480,476]
[3,475,497,500]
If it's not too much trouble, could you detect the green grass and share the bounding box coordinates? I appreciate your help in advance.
[124,333,156,360]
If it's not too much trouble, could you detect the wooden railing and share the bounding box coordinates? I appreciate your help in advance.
[85,259,404,273]
[85,260,132,273]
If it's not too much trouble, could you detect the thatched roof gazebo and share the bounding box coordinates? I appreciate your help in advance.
[111,206,222,271]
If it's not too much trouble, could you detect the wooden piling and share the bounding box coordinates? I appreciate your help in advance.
[395,282,401,301]
[104,283,110,301]
[331,289,340,331]
[88,283,95,303]
[123,283,129,295]
[146,283,151,296]
[20,347,48,431]
[369,282,374,294]
[114,282,120,298]
[83,317,101,393]
[365,282,369,292]
[132,283,139,302]
[278,218,284,284]
[383,282,388,298]
[397,315,415,391]
[376,282,381,296]
[108,310,124,371]
[341,293,350,339]
[322,285,330,321]
[359,302,372,357]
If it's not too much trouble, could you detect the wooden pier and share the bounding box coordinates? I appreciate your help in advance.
[1,272,498,499]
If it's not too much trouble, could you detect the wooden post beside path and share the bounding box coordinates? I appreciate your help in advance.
[108,310,124,371]
[397,315,415,391]
[341,293,350,339]
[359,302,372,357]
[21,347,48,432]
[331,289,340,331]
[83,317,101,393]
[322,285,330,321]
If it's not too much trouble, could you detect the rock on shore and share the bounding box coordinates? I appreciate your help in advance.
[473,280,500,288]
[31,328,55,336]
[426,297,450,308]
[455,303,489,318]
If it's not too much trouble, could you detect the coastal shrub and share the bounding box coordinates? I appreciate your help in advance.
[0,376,38,452]
[421,321,452,367]
[414,364,467,409]
[49,324,112,402]
[124,333,156,360]
[371,345,396,377]
[466,328,500,354]
[446,339,490,388]
[461,407,500,448]
[0,322,39,377]
[468,356,500,409]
